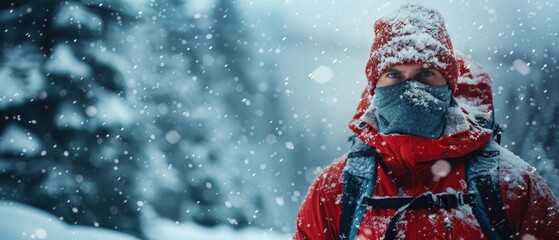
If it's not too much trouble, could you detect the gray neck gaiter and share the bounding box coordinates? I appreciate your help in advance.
[373,80,452,138]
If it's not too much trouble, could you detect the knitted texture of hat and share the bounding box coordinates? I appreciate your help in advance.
[365,3,459,92]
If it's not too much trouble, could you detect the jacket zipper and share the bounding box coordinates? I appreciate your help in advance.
[444,216,452,240]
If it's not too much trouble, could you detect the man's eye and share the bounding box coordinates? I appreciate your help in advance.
[387,72,399,79]
[421,71,434,77]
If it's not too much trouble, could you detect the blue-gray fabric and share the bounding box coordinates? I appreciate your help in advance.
[373,80,452,138]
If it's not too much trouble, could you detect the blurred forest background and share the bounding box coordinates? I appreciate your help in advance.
[0,0,557,238]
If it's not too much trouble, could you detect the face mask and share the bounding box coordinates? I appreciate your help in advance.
[373,80,452,138]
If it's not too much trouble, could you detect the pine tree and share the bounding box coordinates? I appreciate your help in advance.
[0,0,299,236]
[0,1,170,237]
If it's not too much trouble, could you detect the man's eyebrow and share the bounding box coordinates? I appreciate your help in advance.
[421,67,437,70]
[414,67,437,74]
[383,68,401,73]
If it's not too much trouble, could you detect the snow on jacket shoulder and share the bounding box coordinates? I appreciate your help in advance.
[293,147,559,240]
[294,157,345,240]
[497,146,559,239]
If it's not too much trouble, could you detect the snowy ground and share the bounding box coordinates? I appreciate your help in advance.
[143,217,290,240]
[0,201,290,240]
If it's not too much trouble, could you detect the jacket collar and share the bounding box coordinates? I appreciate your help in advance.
[349,104,492,184]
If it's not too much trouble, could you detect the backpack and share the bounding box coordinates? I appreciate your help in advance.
[338,136,513,240]
[338,53,512,240]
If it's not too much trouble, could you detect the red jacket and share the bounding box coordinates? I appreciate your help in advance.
[294,145,559,239]
[294,53,559,239]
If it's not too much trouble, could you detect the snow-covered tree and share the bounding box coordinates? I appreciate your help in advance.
[0,0,301,237]
[0,1,164,236]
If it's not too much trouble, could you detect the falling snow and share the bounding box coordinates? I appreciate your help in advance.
[0,0,558,239]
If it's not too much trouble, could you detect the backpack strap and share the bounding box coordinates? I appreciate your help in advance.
[364,192,478,240]
[486,109,503,144]
[338,137,377,240]
[339,172,364,240]
[361,192,477,209]
[466,141,514,240]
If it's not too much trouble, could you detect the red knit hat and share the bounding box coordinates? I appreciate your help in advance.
[365,4,459,91]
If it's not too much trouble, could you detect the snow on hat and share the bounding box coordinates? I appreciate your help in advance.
[365,3,459,91]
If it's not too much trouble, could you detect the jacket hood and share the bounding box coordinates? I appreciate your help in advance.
[350,4,496,182]
[350,4,495,165]
[349,52,495,180]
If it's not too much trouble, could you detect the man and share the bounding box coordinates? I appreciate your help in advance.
[294,3,559,240]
